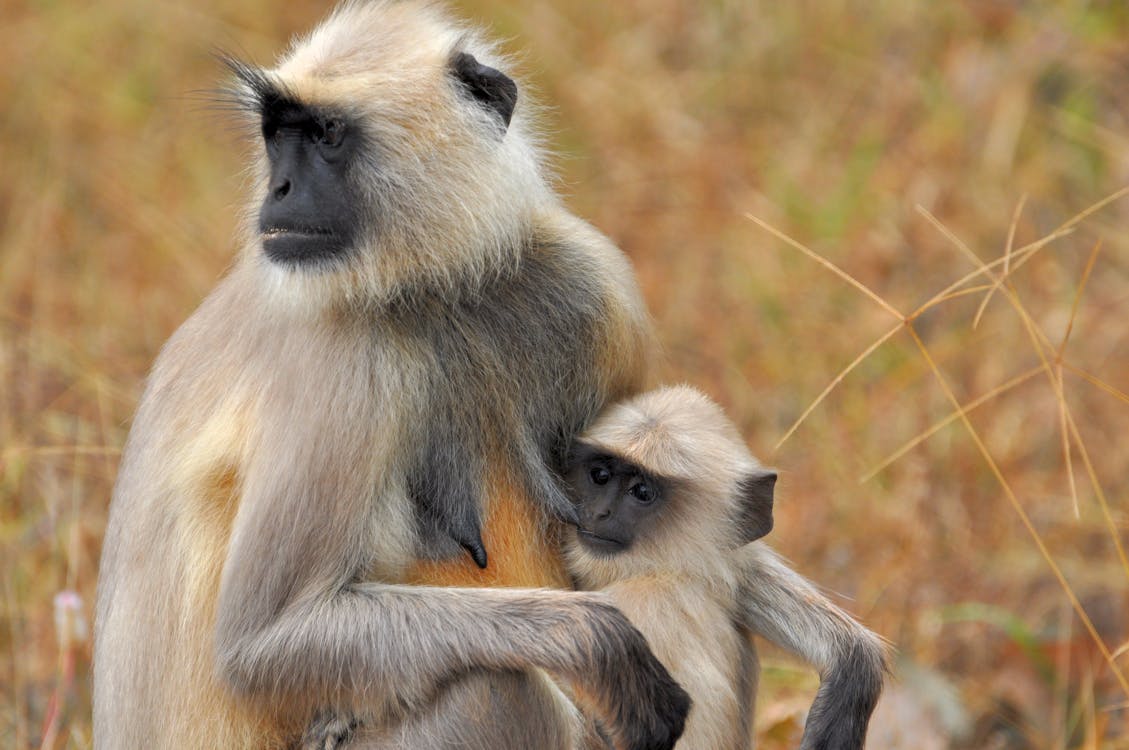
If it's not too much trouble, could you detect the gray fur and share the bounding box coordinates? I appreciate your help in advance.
[397,235,609,559]
[731,543,889,750]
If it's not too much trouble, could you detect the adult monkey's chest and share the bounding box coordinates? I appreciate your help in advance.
[403,470,572,589]
[394,260,603,589]
[399,352,578,589]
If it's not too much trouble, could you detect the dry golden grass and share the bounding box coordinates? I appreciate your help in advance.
[3,1,1129,748]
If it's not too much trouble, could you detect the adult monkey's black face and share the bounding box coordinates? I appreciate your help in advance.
[258,100,361,265]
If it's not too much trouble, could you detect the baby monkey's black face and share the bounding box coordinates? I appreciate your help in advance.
[566,450,666,557]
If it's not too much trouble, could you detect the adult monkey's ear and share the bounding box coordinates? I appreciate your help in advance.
[736,469,776,544]
[452,51,518,129]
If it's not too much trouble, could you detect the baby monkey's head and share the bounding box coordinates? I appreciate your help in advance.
[565,386,776,583]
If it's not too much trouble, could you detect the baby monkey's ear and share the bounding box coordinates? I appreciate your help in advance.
[736,469,776,544]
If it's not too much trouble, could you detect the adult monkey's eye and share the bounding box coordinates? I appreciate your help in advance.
[629,482,654,504]
[319,118,346,148]
[589,466,611,486]
[261,118,279,146]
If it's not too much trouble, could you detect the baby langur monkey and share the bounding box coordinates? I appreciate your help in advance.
[564,385,772,750]
[564,386,885,750]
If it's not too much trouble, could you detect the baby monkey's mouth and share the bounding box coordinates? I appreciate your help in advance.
[576,528,627,556]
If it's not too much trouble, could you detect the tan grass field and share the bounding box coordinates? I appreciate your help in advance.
[3,1,1129,747]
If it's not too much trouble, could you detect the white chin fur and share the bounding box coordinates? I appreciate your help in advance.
[254,251,356,316]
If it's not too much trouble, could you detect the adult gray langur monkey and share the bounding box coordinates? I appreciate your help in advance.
[565,386,888,750]
[93,2,689,749]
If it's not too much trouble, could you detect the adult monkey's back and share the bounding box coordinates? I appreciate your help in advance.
[92,3,688,749]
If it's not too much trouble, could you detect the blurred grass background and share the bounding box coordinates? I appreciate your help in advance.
[3,0,1129,747]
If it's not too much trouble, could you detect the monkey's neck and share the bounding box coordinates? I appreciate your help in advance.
[567,544,740,595]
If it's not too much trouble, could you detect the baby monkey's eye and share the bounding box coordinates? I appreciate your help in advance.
[589,466,611,486]
[629,482,654,504]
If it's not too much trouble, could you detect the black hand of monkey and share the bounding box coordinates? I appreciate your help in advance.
[620,655,691,750]
[578,598,691,750]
